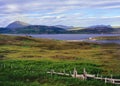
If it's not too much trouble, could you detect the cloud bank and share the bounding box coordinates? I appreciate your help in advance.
[0,0,120,27]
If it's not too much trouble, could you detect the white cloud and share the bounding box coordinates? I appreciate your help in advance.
[1,0,120,14]
[5,4,19,13]
[0,0,120,27]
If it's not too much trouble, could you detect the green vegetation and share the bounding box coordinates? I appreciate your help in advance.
[0,34,120,86]
[93,36,120,40]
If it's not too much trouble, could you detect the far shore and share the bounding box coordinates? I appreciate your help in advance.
[90,36,120,40]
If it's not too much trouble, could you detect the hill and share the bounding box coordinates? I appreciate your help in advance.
[11,25,66,34]
[0,21,120,34]
[55,25,73,29]
[0,21,67,34]
[6,21,30,29]
[69,25,120,34]
[0,23,66,34]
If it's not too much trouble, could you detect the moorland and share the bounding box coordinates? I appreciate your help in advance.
[0,34,120,86]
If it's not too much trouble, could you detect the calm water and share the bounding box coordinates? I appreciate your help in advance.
[5,34,120,44]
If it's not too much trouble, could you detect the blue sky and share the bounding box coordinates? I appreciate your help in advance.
[0,0,120,27]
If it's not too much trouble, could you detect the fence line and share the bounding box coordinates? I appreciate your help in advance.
[47,68,120,85]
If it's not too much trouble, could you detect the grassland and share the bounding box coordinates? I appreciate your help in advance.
[0,34,120,86]
[92,36,120,40]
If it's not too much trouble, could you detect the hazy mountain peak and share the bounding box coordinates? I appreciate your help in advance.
[7,21,30,29]
[55,25,73,29]
[88,25,112,29]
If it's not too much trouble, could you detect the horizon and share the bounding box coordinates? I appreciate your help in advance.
[0,0,120,27]
[2,20,120,28]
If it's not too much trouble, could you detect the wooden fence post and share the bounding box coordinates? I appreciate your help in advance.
[112,79,115,84]
[51,69,54,76]
[111,74,113,79]
[69,71,72,76]
[63,69,65,75]
[83,68,87,80]
[73,68,77,78]
[105,78,107,83]
[96,74,98,78]
[101,75,102,80]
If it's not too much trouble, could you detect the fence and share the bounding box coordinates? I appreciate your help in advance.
[47,68,120,85]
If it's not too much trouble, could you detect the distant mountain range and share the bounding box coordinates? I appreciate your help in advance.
[0,21,120,34]
[69,25,120,34]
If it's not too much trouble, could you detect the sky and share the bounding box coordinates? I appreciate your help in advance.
[0,0,120,27]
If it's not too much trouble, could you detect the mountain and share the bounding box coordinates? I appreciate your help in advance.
[88,25,111,28]
[55,25,73,29]
[0,27,12,33]
[0,21,66,34]
[10,25,67,34]
[6,21,30,29]
[68,25,120,34]
[0,24,67,34]
[85,25,113,33]
[86,25,112,30]
[0,21,120,34]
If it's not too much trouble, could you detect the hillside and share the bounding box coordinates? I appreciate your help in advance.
[0,35,120,86]
[0,21,67,34]
[0,26,67,34]
[7,21,30,29]
[55,25,73,29]
[69,25,120,34]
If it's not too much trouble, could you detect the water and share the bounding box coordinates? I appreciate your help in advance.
[5,34,120,44]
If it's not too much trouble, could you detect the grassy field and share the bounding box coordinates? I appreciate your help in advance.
[0,34,120,86]
[92,36,120,40]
